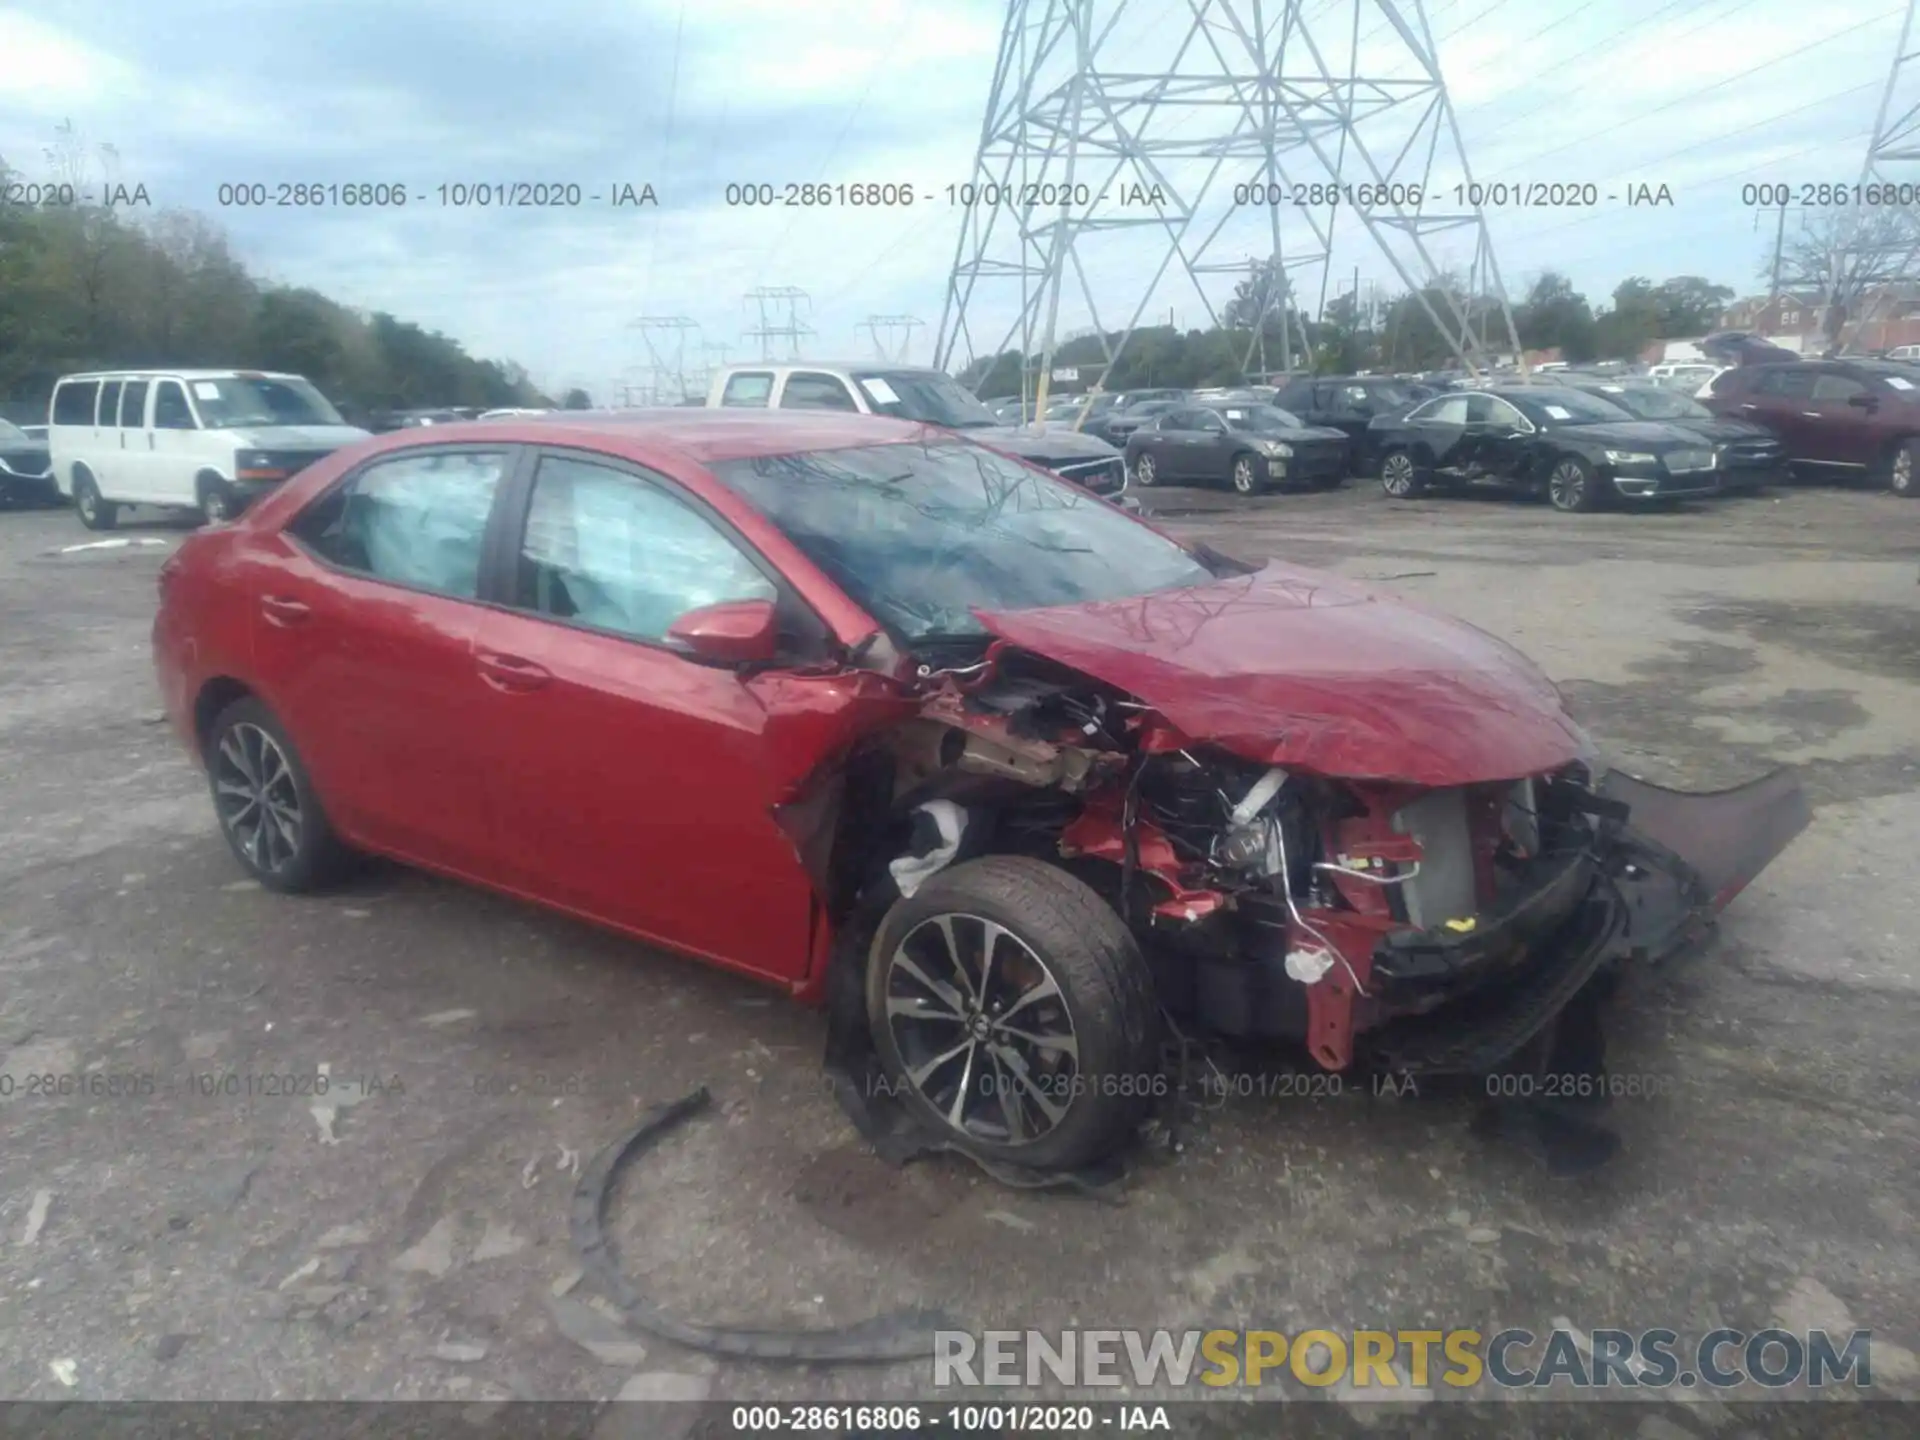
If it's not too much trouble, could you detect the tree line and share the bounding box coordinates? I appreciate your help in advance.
[1,152,583,425]
[960,260,1736,396]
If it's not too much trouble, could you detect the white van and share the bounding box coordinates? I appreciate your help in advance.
[47,369,370,529]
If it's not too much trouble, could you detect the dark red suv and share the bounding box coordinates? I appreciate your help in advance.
[1702,359,1920,496]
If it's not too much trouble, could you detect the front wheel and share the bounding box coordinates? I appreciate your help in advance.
[197,473,238,524]
[865,856,1162,1173]
[205,696,350,893]
[1546,455,1602,513]
[1130,452,1158,487]
[1888,438,1919,497]
[1229,452,1265,496]
[73,470,117,530]
[1379,449,1426,498]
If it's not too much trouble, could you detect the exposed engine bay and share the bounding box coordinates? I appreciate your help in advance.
[772,576,1811,1183]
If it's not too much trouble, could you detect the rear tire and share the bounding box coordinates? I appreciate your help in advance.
[865,855,1162,1173]
[1888,438,1919,497]
[73,469,117,530]
[1379,448,1426,498]
[204,696,350,893]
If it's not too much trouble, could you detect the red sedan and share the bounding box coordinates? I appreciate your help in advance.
[153,410,1808,1176]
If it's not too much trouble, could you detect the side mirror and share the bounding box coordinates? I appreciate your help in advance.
[666,598,780,666]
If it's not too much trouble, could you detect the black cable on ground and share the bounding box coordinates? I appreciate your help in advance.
[569,1086,960,1363]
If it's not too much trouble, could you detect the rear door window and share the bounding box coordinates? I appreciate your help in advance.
[290,449,511,600]
[120,380,151,428]
[97,380,124,427]
[53,381,100,425]
[720,373,774,407]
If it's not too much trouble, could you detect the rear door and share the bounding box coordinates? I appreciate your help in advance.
[1737,366,1817,456]
[1402,393,1473,472]
[466,447,845,981]
[93,378,126,497]
[1801,370,1878,468]
[116,378,154,502]
[253,445,520,875]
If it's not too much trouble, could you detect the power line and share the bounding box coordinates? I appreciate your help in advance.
[641,0,689,310]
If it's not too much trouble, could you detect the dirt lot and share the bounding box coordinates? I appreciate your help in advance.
[1,479,1917,1434]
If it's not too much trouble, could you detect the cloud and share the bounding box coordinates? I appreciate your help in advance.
[1,0,1913,395]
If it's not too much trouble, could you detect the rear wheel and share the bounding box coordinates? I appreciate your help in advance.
[1229,452,1265,496]
[1546,455,1602,513]
[205,696,350,893]
[73,469,117,530]
[1888,438,1919,497]
[1379,448,1426,498]
[865,856,1162,1173]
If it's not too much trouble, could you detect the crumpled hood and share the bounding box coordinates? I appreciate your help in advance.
[975,561,1589,785]
[227,424,371,449]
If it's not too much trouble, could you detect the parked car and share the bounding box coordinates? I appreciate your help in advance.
[0,417,56,506]
[1555,380,1786,494]
[1885,344,1920,363]
[477,407,553,420]
[1124,402,1348,494]
[986,397,1027,424]
[1270,375,1431,475]
[707,362,1127,499]
[1098,397,1187,448]
[1072,388,1190,445]
[1368,385,1723,512]
[1701,357,1920,496]
[47,369,371,529]
[1646,362,1721,392]
[149,408,1806,1174]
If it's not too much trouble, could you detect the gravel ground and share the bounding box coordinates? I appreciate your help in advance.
[0,478,1916,1437]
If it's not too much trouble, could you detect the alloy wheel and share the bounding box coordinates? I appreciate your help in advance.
[1549,461,1587,510]
[213,722,303,875]
[1232,457,1257,494]
[881,911,1079,1148]
[1134,454,1157,487]
[1894,448,1914,495]
[1381,453,1415,496]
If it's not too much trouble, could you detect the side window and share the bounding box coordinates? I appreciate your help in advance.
[289,450,508,600]
[1414,395,1472,425]
[1756,368,1814,398]
[1192,409,1228,431]
[53,381,99,425]
[1811,373,1868,402]
[97,380,123,427]
[1481,397,1526,428]
[514,454,777,643]
[120,380,150,428]
[720,372,774,408]
[1340,385,1372,408]
[153,381,196,430]
[780,373,859,411]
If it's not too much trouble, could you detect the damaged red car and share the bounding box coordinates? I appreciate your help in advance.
[152,411,1809,1177]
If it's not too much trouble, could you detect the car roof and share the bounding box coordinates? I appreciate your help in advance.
[720,360,942,376]
[55,369,305,382]
[380,406,945,463]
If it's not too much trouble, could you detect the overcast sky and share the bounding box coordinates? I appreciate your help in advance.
[1,0,1911,399]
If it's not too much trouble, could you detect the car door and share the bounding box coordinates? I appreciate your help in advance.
[1801,370,1879,468]
[115,378,154,501]
[150,379,201,502]
[1400,393,1473,472]
[1465,395,1534,481]
[92,378,125,497]
[1141,408,1199,477]
[253,445,519,875]
[1735,366,1817,457]
[1185,408,1236,480]
[465,448,847,982]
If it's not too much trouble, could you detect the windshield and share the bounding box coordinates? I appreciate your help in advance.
[711,440,1214,643]
[1221,405,1304,432]
[1599,387,1708,420]
[189,375,345,428]
[851,371,1000,429]
[1510,388,1635,425]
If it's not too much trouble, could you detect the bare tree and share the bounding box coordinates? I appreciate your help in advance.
[1771,207,1920,354]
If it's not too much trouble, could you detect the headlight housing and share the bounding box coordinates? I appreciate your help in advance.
[1602,449,1657,467]
[1257,439,1294,457]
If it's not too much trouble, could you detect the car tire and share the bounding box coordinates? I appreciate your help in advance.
[1379,448,1426,498]
[865,855,1162,1174]
[1131,452,1158,487]
[73,468,117,531]
[204,696,350,894]
[197,473,238,525]
[1229,452,1265,496]
[1887,438,1919,498]
[1546,455,1602,513]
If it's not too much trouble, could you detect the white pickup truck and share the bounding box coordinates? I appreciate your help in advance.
[705,362,1128,499]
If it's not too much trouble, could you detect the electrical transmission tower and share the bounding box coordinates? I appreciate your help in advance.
[628,317,702,403]
[861,314,925,364]
[743,287,815,361]
[1824,0,1920,354]
[935,0,1523,410]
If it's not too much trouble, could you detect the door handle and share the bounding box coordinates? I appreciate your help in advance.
[476,650,550,692]
[260,595,310,626]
